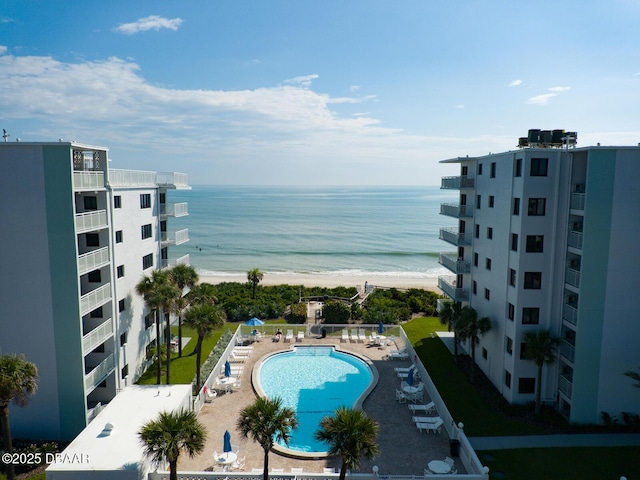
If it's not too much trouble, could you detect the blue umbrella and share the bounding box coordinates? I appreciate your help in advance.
[378,321,384,334]
[245,317,265,326]
[223,430,232,453]
[407,367,415,386]
[224,361,231,377]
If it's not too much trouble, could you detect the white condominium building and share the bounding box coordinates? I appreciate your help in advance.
[437,131,640,424]
[0,141,190,440]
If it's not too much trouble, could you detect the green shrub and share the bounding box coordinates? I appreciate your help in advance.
[322,300,351,324]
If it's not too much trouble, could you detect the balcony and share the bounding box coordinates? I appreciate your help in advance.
[108,169,157,187]
[558,374,573,399]
[82,318,114,354]
[157,172,190,189]
[161,228,189,246]
[563,304,578,326]
[565,267,581,288]
[570,192,585,210]
[80,283,112,316]
[440,203,472,218]
[160,254,190,270]
[84,353,115,391]
[441,176,475,189]
[439,228,471,246]
[439,253,471,274]
[75,210,108,234]
[160,202,189,217]
[560,340,575,363]
[78,246,110,276]
[438,275,469,302]
[73,171,105,191]
[567,230,583,250]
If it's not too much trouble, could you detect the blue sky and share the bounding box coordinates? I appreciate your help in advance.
[1,1,639,185]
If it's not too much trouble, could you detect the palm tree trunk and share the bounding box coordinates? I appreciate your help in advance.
[535,364,543,414]
[195,337,203,388]
[470,341,476,384]
[262,449,270,480]
[165,311,171,385]
[339,461,347,480]
[169,459,178,480]
[453,330,459,359]
[178,316,183,357]
[0,405,16,480]
[155,310,162,385]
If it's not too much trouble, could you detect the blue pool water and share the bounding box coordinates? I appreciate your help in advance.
[257,346,373,454]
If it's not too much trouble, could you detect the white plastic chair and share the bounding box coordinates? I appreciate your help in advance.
[395,389,407,403]
[341,329,349,342]
[285,330,294,342]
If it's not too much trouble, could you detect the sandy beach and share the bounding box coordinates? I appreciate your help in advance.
[198,272,441,291]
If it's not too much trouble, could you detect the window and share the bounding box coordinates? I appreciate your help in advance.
[506,337,513,355]
[511,233,518,251]
[119,299,126,312]
[140,193,151,209]
[520,342,529,360]
[84,196,97,210]
[528,198,546,216]
[490,162,496,178]
[141,224,152,240]
[144,314,154,329]
[486,258,492,270]
[487,227,493,239]
[489,195,495,208]
[475,224,480,239]
[86,233,100,247]
[530,158,548,176]
[473,253,478,267]
[484,288,490,300]
[524,272,542,289]
[526,235,544,252]
[522,307,540,324]
[482,347,488,360]
[120,332,128,347]
[505,370,512,388]
[515,158,522,177]
[478,163,483,175]
[476,195,481,209]
[509,268,516,286]
[142,253,153,270]
[508,303,515,320]
[90,307,103,318]
[115,230,123,243]
[518,377,536,394]
[88,269,101,283]
[114,195,122,208]
[121,365,129,379]
[159,192,166,204]
[473,281,477,295]
[513,197,520,215]
[117,265,125,278]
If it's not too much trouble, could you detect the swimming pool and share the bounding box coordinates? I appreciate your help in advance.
[254,346,377,457]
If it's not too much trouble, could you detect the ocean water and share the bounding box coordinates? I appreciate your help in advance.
[170,185,457,280]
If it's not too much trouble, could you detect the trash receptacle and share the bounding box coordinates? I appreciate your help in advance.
[321,328,327,339]
[449,439,460,456]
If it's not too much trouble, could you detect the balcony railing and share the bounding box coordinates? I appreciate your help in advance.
[160,202,189,217]
[160,254,190,269]
[570,192,585,210]
[439,228,471,246]
[161,228,189,246]
[80,283,112,316]
[73,171,105,191]
[440,203,472,218]
[157,172,190,189]
[563,304,578,326]
[565,267,581,288]
[558,374,573,398]
[82,318,114,354]
[84,353,115,391]
[441,176,475,189]
[560,340,575,363]
[78,246,110,276]
[108,169,157,187]
[568,230,583,250]
[439,254,471,274]
[75,210,108,234]
[438,276,469,302]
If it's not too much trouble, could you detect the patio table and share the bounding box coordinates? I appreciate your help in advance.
[427,460,451,474]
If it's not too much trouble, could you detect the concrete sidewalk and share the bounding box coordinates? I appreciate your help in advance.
[469,433,640,450]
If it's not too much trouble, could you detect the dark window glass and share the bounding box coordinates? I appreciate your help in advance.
[528,198,546,216]
[119,299,125,312]
[522,307,540,324]
[86,233,100,247]
[524,272,542,289]
[140,194,151,209]
[490,162,496,178]
[518,377,536,394]
[513,198,520,215]
[84,196,97,210]
[508,303,514,320]
[484,288,490,300]
[487,227,493,239]
[511,233,518,251]
[115,230,123,243]
[478,163,483,175]
[117,265,125,278]
[526,235,544,252]
[142,253,153,270]
[489,195,495,208]
[90,307,103,318]
[486,258,492,270]
[510,268,516,286]
[114,195,122,208]
[141,224,152,240]
[88,269,101,282]
[515,158,522,177]
[506,337,513,355]
[505,370,512,388]
[530,158,548,176]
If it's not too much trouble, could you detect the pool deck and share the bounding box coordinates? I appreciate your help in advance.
[179,331,461,476]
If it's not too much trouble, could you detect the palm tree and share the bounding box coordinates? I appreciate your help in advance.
[439,301,463,358]
[247,268,264,299]
[136,270,176,384]
[523,329,560,414]
[183,303,226,388]
[138,409,206,480]
[314,406,379,480]
[186,282,218,307]
[237,396,298,480]
[0,354,38,480]
[457,306,491,384]
[624,367,640,389]
[168,264,199,357]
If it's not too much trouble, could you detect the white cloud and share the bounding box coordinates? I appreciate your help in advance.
[350,85,360,92]
[115,15,183,35]
[508,79,522,87]
[455,104,464,109]
[548,86,570,92]
[526,93,558,105]
[284,74,319,88]
[0,45,7,55]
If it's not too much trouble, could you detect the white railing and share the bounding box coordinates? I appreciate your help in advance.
[567,230,583,250]
[565,267,581,288]
[82,318,114,354]
[157,172,189,188]
[108,169,157,187]
[441,176,475,190]
[78,246,110,276]
[440,203,471,218]
[150,473,486,480]
[160,202,189,217]
[80,283,112,316]
[73,171,104,190]
[439,254,471,274]
[84,353,115,390]
[161,229,189,246]
[570,192,585,210]
[563,304,578,326]
[160,254,190,269]
[438,276,468,301]
[75,210,108,233]
[558,374,573,398]
[560,340,575,363]
[439,228,470,246]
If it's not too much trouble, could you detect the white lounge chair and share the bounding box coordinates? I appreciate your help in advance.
[229,353,247,363]
[350,329,358,343]
[324,467,336,474]
[290,467,304,474]
[341,329,349,342]
[395,389,407,403]
[271,468,284,473]
[358,329,366,343]
[416,418,443,434]
[297,331,304,342]
[386,350,409,360]
[394,363,416,374]
[285,329,294,342]
[204,386,217,403]
[252,468,263,473]
[412,415,442,424]
[232,455,245,471]
[408,401,436,414]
